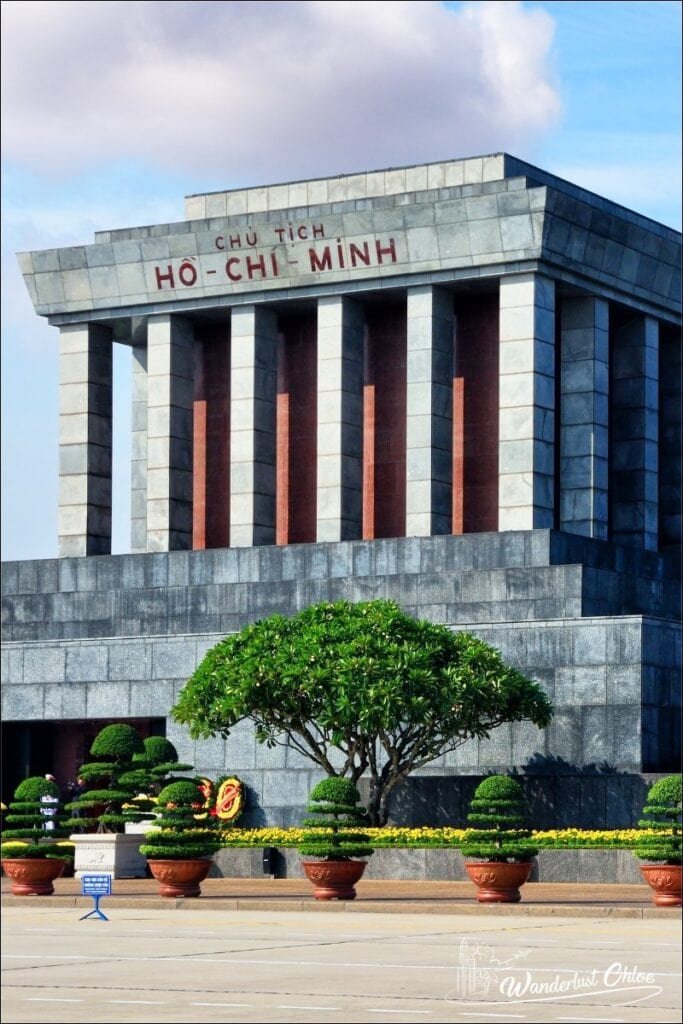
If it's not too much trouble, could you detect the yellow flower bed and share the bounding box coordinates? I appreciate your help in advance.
[216,826,662,849]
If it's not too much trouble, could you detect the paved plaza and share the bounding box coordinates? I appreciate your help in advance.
[2,887,680,1023]
[2,906,680,1023]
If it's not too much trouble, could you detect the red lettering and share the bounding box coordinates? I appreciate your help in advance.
[309,246,332,271]
[350,242,370,267]
[376,238,397,264]
[215,236,225,250]
[336,238,345,269]
[312,224,325,239]
[178,259,197,286]
[154,265,175,290]
[246,254,266,279]
[270,252,279,277]
[226,258,242,281]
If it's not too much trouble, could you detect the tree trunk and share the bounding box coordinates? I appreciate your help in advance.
[366,777,384,827]
[366,779,393,827]
[363,762,411,826]
[377,788,391,828]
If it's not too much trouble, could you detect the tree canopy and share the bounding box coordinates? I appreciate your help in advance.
[172,599,553,825]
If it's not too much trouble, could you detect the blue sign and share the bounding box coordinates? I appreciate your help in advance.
[79,874,112,920]
[81,874,112,896]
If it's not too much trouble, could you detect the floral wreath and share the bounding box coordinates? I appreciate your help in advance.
[193,775,245,823]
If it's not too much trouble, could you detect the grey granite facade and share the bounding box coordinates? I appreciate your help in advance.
[4,155,681,832]
[20,154,680,325]
[2,531,680,827]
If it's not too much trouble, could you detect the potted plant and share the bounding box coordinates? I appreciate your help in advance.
[121,736,195,834]
[1,777,69,894]
[634,775,682,907]
[461,775,537,903]
[140,780,220,897]
[129,736,195,794]
[64,723,155,833]
[64,724,158,878]
[298,778,373,900]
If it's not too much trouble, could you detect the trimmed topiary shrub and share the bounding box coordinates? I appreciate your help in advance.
[1,777,68,859]
[90,724,144,761]
[138,737,178,766]
[140,780,220,860]
[298,778,373,861]
[461,775,537,862]
[634,775,682,865]
[64,724,155,833]
[123,736,195,796]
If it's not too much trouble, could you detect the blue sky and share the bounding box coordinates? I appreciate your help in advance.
[1,0,681,561]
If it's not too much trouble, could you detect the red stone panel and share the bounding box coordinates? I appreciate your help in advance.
[454,294,499,533]
[363,303,407,539]
[192,323,230,549]
[452,376,465,534]
[362,383,376,537]
[276,313,317,544]
[193,351,207,551]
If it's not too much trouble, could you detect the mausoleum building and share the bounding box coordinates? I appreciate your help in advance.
[2,154,681,825]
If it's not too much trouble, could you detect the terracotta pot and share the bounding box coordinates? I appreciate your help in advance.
[302,859,367,900]
[59,859,75,878]
[2,857,65,896]
[464,860,532,903]
[146,858,212,897]
[639,863,682,907]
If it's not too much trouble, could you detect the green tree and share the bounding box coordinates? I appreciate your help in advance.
[173,600,553,825]
[123,736,195,796]
[64,724,154,833]
[140,781,220,861]
[299,778,374,860]
[2,777,69,858]
[461,775,538,861]
[634,775,682,864]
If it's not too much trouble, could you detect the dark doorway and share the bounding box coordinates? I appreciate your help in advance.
[1,717,165,803]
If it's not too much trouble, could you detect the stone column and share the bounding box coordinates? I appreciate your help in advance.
[498,273,555,530]
[58,323,113,557]
[610,313,659,551]
[659,323,682,551]
[130,322,148,553]
[230,306,278,547]
[405,286,453,536]
[146,314,194,551]
[559,296,609,539]
[316,296,364,541]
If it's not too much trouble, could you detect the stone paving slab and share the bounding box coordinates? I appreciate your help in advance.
[2,876,679,919]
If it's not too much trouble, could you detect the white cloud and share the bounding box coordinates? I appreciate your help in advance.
[1,0,560,181]
[0,0,562,562]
